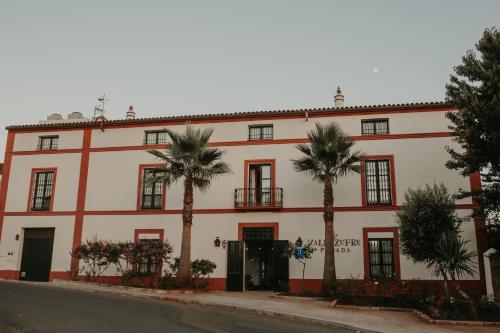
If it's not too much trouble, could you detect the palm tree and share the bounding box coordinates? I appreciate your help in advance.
[426,230,477,318]
[292,122,363,293]
[148,126,230,286]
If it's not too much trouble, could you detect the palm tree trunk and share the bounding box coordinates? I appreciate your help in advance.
[451,275,478,320]
[177,176,194,287]
[322,176,336,294]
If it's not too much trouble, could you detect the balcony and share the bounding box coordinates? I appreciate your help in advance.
[234,188,283,210]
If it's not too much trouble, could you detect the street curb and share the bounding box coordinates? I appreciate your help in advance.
[162,295,379,333]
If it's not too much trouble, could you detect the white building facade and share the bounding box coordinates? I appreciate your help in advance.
[0,102,487,295]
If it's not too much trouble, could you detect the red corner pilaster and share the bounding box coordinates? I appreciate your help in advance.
[71,129,92,269]
[0,131,15,241]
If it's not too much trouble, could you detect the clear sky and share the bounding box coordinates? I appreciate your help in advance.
[1,1,499,158]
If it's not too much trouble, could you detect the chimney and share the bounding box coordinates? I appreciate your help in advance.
[126,105,136,120]
[334,86,344,108]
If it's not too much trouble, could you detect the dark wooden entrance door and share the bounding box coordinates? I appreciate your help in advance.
[272,240,289,292]
[226,241,243,291]
[20,228,55,282]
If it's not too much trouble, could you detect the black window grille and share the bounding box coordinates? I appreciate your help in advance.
[137,239,160,275]
[368,238,394,279]
[242,228,274,241]
[31,171,54,211]
[365,159,392,205]
[361,119,389,135]
[144,130,168,145]
[141,169,164,209]
[37,136,59,150]
[248,125,273,140]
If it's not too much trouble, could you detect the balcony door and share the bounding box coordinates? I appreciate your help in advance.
[248,164,272,206]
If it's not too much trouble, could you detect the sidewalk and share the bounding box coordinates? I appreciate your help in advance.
[159,291,500,333]
[50,280,499,333]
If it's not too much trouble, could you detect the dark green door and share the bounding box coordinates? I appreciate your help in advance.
[226,241,243,291]
[272,240,289,292]
[20,228,55,282]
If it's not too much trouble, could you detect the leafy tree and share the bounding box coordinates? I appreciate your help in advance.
[148,126,230,286]
[445,27,500,222]
[71,237,114,282]
[286,237,317,292]
[396,183,460,262]
[292,122,363,292]
[191,259,217,289]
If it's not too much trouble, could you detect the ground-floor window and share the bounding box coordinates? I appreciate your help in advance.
[137,239,159,275]
[368,238,394,279]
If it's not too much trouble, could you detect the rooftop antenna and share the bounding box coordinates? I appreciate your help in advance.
[93,93,107,120]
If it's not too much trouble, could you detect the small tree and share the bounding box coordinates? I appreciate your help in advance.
[71,237,114,282]
[132,240,174,288]
[191,259,217,289]
[396,183,460,262]
[109,241,136,286]
[286,237,317,293]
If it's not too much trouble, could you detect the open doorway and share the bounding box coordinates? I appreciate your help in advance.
[226,227,289,292]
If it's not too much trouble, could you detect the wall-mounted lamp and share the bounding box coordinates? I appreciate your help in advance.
[214,236,221,247]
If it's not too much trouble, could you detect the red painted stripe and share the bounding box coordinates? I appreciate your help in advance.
[469,172,487,292]
[11,132,453,155]
[70,129,92,269]
[0,131,15,241]
[2,203,478,217]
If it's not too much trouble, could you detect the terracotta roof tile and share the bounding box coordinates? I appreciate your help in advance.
[5,101,453,130]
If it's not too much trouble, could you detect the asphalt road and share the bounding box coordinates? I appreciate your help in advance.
[0,281,354,333]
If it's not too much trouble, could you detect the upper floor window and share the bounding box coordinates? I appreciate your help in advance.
[368,238,394,279]
[38,136,59,150]
[137,238,160,275]
[249,125,273,140]
[144,130,167,145]
[31,171,55,211]
[141,169,165,209]
[361,119,389,135]
[365,159,392,205]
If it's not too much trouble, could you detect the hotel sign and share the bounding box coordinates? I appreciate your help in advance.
[306,235,360,254]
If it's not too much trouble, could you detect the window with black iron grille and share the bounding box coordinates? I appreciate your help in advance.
[368,238,394,279]
[37,136,59,150]
[144,130,168,145]
[248,125,273,140]
[242,228,274,241]
[141,169,164,209]
[361,119,389,135]
[137,239,159,275]
[31,171,54,211]
[365,159,392,205]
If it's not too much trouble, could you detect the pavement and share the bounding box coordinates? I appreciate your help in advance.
[0,280,353,333]
[158,291,500,333]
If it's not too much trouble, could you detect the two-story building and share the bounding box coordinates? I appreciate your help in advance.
[0,93,487,295]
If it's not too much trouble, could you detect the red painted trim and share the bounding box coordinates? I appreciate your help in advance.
[0,131,15,241]
[13,148,82,155]
[71,129,92,269]
[2,203,478,217]
[362,227,401,280]
[360,155,397,208]
[11,132,454,156]
[8,105,455,133]
[136,164,167,211]
[26,167,58,212]
[243,159,276,206]
[469,172,487,291]
[238,222,279,240]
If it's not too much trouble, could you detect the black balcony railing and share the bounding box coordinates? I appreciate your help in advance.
[234,187,283,209]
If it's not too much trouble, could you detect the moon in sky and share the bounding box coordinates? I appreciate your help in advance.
[373,67,379,74]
